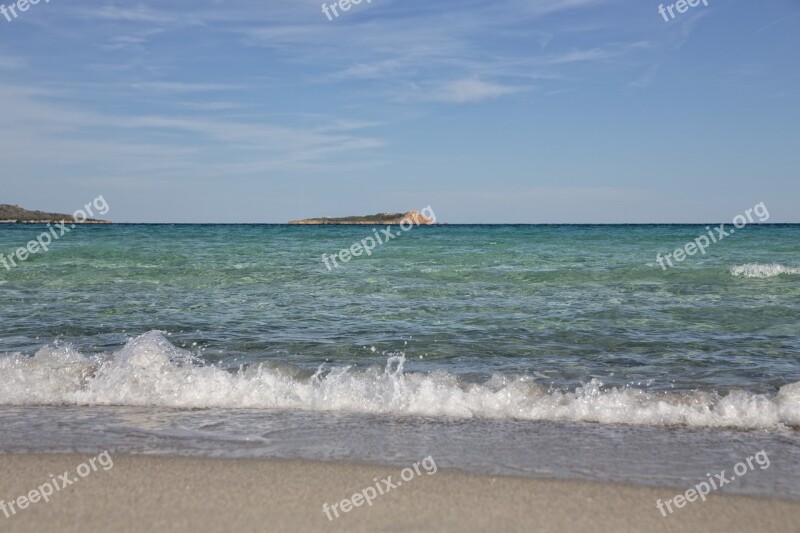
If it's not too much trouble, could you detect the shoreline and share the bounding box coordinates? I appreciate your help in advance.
[1,453,798,532]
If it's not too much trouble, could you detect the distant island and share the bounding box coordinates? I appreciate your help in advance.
[0,204,111,224]
[289,210,435,225]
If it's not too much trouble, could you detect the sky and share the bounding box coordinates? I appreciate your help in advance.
[0,0,798,223]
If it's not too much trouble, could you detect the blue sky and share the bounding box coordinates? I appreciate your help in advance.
[0,0,798,222]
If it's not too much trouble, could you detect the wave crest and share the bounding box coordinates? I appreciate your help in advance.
[730,263,800,278]
[0,331,798,430]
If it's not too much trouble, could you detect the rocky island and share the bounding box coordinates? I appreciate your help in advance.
[0,204,111,224]
[289,210,435,225]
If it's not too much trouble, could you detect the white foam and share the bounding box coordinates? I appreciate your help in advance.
[730,263,800,278]
[0,331,797,430]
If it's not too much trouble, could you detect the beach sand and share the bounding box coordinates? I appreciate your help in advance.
[0,454,797,532]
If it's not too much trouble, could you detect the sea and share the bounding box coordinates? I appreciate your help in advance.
[0,224,798,499]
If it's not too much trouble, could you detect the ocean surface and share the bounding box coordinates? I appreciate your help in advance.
[1,224,798,498]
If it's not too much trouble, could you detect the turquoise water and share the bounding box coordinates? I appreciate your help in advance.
[1,223,799,495]
[1,224,799,396]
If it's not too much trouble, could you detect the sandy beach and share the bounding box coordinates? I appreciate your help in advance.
[0,453,797,533]
[3,0,799,530]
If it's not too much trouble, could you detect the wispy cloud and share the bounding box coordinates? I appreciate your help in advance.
[433,78,528,103]
[131,82,244,93]
[85,5,186,24]
[0,82,384,178]
[627,66,658,90]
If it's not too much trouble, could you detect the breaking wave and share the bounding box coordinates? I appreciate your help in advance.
[0,331,798,430]
[731,263,800,278]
